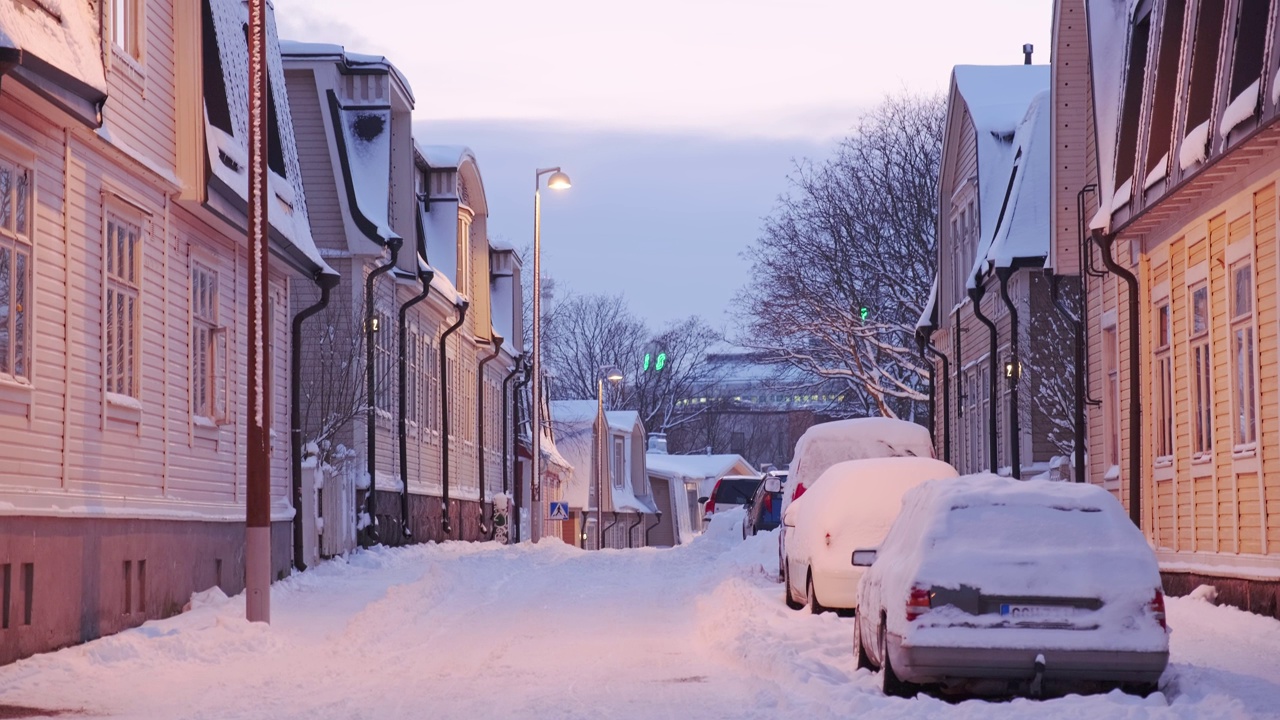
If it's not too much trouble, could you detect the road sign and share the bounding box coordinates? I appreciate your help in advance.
[548,501,570,521]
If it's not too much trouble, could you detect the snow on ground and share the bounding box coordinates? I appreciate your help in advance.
[1,510,1278,719]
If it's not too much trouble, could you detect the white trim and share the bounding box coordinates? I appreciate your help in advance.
[0,487,295,523]
[1150,280,1170,303]
[1157,550,1280,581]
[1185,260,1209,286]
[1101,308,1118,329]
[1224,237,1253,266]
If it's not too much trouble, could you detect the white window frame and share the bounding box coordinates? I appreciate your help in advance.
[0,151,34,387]
[456,211,472,297]
[104,208,143,404]
[612,434,625,490]
[1187,280,1213,463]
[1102,318,1121,487]
[1153,300,1174,464]
[110,0,145,64]
[190,257,227,424]
[373,306,394,417]
[1229,256,1258,454]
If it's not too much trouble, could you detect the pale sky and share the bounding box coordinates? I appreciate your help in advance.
[274,0,1054,327]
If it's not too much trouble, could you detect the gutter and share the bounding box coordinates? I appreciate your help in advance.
[1092,229,1143,527]
[917,328,952,465]
[996,268,1022,479]
[363,237,403,545]
[397,263,434,542]
[578,509,589,548]
[968,285,1000,474]
[291,271,339,570]
[501,356,525,495]
[916,331,937,452]
[645,512,663,547]
[626,513,643,549]
[477,334,504,538]
[438,299,470,537]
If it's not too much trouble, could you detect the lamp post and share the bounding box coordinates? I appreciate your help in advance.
[595,366,624,549]
[530,167,571,543]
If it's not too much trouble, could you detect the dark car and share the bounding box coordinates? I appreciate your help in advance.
[743,470,785,539]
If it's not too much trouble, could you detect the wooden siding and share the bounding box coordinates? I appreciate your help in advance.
[1051,0,1095,275]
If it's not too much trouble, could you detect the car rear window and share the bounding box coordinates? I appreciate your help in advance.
[942,503,1128,551]
[714,479,759,504]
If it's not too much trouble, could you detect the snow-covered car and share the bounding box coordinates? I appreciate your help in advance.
[700,475,761,525]
[852,474,1170,699]
[743,470,786,539]
[778,417,933,580]
[782,457,958,613]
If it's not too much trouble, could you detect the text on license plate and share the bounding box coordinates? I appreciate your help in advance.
[999,603,1083,619]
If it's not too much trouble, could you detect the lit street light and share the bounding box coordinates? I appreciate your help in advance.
[530,167,571,543]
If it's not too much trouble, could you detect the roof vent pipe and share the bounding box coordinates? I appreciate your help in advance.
[1023,43,1034,64]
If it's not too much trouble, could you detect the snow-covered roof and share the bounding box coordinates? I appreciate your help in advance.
[645,453,757,481]
[1085,0,1134,233]
[949,64,1050,288]
[204,0,332,276]
[420,144,473,170]
[976,89,1052,275]
[490,237,516,252]
[551,401,641,434]
[0,0,106,103]
[916,276,939,331]
[331,99,397,244]
[549,401,649,512]
[279,40,414,104]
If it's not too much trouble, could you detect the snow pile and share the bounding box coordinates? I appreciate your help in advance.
[0,0,106,94]
[1220,80,1260,139]
[1187,585,1219,604]
[983,91,1051,270]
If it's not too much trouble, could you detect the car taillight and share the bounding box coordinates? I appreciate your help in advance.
[1150,590,1167,629]
[792,482,807,501]
[763,493,773,512]
[824,532,832,547]
[704,496,716,515]
[906,585,931,621]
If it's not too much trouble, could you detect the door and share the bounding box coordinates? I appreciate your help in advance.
[648,477,676,547]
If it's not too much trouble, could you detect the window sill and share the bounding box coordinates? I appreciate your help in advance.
[110,45,146,90]
[1232,444,1257,460]
[0,377,33,406]
[106,392,142,424]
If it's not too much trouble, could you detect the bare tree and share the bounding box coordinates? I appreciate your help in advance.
[542,292,648,401]
[624,315,725,434]
[1025,280,1079,456]
[736,92,945,420]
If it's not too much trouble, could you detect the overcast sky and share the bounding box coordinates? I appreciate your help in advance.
[274,0,1053,329]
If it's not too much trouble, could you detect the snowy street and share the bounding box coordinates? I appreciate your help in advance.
[1,514,1278,720]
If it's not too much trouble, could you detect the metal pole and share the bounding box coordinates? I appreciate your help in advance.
[597,378,605,550]
[531,181,543,542]
[245,0,270,623]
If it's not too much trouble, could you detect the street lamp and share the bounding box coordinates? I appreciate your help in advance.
[530,166,571,543]
[595,366,624,549]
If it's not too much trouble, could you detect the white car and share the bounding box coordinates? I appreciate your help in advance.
[778,417,934,580]
[853,474,1170,698]
[782,457,958,614]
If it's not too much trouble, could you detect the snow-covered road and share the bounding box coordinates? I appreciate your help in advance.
[1,514,1278,720]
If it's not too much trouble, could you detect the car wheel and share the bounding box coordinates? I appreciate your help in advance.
[784,566,803,610]
[854,615,876,671]
[806,574,826,615]
[881,622,919,698]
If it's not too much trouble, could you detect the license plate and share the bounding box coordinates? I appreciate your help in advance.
[1000,603,1082,619]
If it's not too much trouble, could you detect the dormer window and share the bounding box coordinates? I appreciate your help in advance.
[1145,0,1185,183]
[112,0,142,60]
[1180,0,1226,168]
[1115,10,1151,194]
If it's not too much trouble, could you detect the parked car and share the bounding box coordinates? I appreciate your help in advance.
[782,457,958,613]
[700,475,762,525]
[778,417,934,580]
[852,474,1170,699]
[743,470,786,539]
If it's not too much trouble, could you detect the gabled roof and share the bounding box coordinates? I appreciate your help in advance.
[916,276,939,332]
[977,90,1052,275]
[0,0,105,125]
[203,0,331,277]
[645,453,757,481]
[550,401,651,513]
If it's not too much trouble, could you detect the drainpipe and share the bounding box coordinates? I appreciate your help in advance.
[477,334,504,538]
[438,299,470,538]
[578,509,589,548]
[291,271,339,571]
[626,512,643,549]
[363,238,403,545]
[1093,229,1142,527]
[601,511,620,550]
[501,356,524,495]
[1049,272,1087,484]
[1079,185,1105,407]
[645,511,663,547]
[512,362,533,543]
[920,332,952,466]
[969,285,1000,474]
[996,268,1022,479]
[397,264,433,542]
[916,331,936,450]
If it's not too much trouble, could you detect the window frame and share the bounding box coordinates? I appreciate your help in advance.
[0,150,35,389]
[611,434,625,490]
[109,0,146,69]
[189,256,227,425]
[1228,256,1258,453]
[1153,300,1174,464]
[1187,281,1213,462]
[104,207,144,406]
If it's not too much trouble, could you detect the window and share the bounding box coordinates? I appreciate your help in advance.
[1146,0,1186,178]
[1184,0,1226,137]
[425,337,438,434]
[1115,12,1152,189]
[374,307,393,414]
[191,261,226,421]
[112,0,142,60]
[105,213,142,399]
[1154,302,1173,460]
[456,212,472,296]
[612,435,625,489]
[1228,0,1269,101]
[1230,261,1256,449]
[406,328,420,427]
[0,156,33,383]
[1189,284,1212,459]
[1103,324,1121,471]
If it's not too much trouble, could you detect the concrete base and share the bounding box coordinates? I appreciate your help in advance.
[1162,571,1280,620]
[0,516,292,665]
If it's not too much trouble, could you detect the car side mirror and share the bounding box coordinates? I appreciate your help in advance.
[697,496,709,504]
[764,477,781,493]
[851,548,877,567]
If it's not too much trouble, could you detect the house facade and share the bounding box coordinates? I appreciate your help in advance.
[644,452,757,546]
[0,0,333,664]
[282,45,523,548]
[919,63,1072,478]
[1070,0,1280,616]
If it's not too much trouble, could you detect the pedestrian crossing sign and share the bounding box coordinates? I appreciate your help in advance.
[548,501,570,521]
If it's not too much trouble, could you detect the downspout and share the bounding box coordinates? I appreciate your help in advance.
[1080,185,1105,406]
[397,265,433,542]
[645,512,663,547]
[501,356,524,495]
[291,271,339,571]
[1049,272,1087,484]
[601,511,620,550]
[916,331,936,449]
[578,509,589,548]
[627,512,643,549]
[996,268,1022,479]
[969,285,1000,474]
[363,237,403,545]
[1093,230,1142,527]
[477,334,504,538]
[438,299,470,537]
[921,334,952,466]
[512,362,532,543]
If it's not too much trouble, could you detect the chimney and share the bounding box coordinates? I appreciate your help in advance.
[647,432,668,454]
[1023,43,1034,65]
